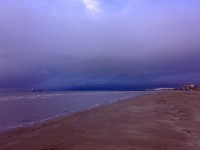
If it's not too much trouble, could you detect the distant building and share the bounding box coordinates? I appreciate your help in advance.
[182,84,198,91]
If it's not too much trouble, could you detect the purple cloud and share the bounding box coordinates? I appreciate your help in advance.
[0,0,200,90]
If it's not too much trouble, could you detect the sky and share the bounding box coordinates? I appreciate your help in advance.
[0,0,200,91]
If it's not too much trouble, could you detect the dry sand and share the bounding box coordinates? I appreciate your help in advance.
[1,91,200,150]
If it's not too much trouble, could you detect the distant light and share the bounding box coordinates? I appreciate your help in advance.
[82,0,101,13]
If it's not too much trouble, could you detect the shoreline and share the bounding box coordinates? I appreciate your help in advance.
[1,91,200,149]
[0,92,153,134]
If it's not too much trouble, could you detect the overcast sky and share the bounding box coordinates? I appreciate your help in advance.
[0,0,200,90]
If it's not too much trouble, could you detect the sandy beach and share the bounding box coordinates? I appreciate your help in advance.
[1,91,200,150]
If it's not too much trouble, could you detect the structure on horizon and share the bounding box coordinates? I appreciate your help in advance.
[182,84,198,91]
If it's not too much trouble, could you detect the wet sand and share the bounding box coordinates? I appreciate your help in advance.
[1,91,200,150]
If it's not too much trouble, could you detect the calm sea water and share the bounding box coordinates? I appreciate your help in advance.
[0,91,153,132]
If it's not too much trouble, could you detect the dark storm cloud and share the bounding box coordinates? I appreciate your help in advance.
[0,0,200,90]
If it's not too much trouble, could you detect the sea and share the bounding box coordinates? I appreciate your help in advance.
[0,91,153,132]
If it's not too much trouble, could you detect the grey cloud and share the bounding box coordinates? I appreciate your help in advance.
[0,0,200,90]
